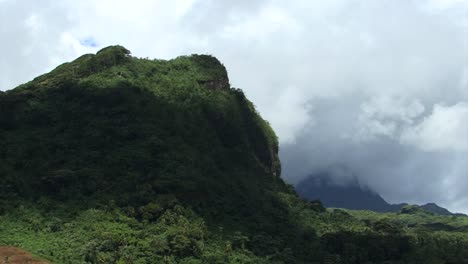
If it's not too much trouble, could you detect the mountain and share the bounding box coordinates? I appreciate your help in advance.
[0,46,467,263]
[420,203,454,216]
[296,172,392,212]
[0,45,283,222]
[296,172,464,216]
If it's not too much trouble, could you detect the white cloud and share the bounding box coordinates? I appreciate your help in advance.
[401,102,468,152]
[0,0,94,91]
[354,96,426,141]
[263,86,310,143]
[221,5,302,42]
[426,0,468,10]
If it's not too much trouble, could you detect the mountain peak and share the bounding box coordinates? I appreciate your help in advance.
[10,46,230,94]
[296,172,391,212]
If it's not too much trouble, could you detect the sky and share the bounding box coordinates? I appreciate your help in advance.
[1,0,467,212]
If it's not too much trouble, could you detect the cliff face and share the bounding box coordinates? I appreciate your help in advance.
[0,46,283,218]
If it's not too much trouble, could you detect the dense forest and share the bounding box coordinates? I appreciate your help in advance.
[0,46,467,263]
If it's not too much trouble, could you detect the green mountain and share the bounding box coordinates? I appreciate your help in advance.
[1,46,468,264]
[0,45,283,228]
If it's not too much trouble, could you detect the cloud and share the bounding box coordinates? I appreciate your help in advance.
[426,0,468,10]
[353,96,426,141]
[266,86,310,143]
[0,0,467,212]
[0,0,96,91]
[401,102,468,152]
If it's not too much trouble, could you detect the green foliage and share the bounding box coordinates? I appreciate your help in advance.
[1,46,468,263]
[399,205,432,215]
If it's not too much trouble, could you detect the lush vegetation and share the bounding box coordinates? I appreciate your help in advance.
[1,46,467,263]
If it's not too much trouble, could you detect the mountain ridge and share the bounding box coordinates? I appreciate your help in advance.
[296,172,466,216]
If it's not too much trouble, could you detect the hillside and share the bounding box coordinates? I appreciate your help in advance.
[0,45,283,228]
[0,46,467,263]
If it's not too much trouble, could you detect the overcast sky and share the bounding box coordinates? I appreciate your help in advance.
[1,0,467,212]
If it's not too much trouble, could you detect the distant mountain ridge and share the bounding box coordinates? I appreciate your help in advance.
[296,172,465,216]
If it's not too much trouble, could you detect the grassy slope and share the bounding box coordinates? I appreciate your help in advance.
[0,46,467,264]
